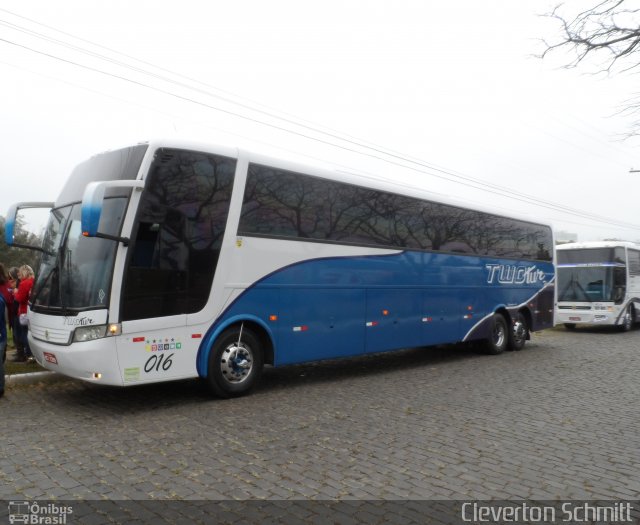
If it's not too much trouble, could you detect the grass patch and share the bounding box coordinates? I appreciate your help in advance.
[5,360,46,375]
[3,342,46,375]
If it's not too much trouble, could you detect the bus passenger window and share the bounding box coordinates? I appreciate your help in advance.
[130,222,159,267]
[122,148,236,321]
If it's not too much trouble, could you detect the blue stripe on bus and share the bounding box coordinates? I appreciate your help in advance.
[196,251,554,376]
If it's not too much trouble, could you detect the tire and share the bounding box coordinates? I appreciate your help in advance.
[207,326,263,398]
[507,312,528,351]
[564,323,576,330]
[619,305,634,332]
[484,314,508,355]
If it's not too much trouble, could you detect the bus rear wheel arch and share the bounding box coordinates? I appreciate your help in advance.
[207,324,264,398]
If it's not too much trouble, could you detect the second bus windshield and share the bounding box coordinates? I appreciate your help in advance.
[557,247,627,304]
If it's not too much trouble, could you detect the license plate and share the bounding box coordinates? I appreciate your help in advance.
[43,352,58,365]
[568,316,581,321]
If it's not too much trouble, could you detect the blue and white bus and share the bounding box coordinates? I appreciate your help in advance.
[5,140,555,397]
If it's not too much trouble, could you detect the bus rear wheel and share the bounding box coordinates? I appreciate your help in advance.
[507,312,528,351]
[207,325,264,398]
[484,314,508,355]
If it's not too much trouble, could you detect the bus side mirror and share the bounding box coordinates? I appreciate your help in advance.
[5,202,55,249]
[81,180,144,242]
[5,203,19,246]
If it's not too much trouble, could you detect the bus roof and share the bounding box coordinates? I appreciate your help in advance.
[73,138,554,231]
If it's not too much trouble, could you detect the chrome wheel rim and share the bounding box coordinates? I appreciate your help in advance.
[220,342,253,384]
[513,320,526,344]
[493,321,506,348]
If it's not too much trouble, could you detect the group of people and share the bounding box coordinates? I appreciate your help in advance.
[0,263,36,398]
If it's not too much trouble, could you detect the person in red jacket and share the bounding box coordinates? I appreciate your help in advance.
[0,294,5,397]
[13,264,35,362]
[7,267,21,353]
[0,263,15,355]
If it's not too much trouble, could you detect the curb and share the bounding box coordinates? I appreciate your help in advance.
[4,371,69,386]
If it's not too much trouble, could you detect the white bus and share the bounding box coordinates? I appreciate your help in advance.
[5,140,555,397]
[556,241,640,331]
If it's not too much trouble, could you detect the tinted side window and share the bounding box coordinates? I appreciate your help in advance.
[558,248,614,265]
[122,149,236,321]
[629,250,640,276]
[239,164,552,261]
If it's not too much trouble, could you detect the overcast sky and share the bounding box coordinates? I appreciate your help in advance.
[2,0,640,242]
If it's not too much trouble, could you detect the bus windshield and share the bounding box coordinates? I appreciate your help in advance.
[33,199,129,312]
[557,247,627,304]
[31,144,147,313]
[557,266,626,303]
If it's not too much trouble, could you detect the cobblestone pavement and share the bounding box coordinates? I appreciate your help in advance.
[2,327,640,506]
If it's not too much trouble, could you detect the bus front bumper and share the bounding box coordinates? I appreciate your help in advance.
[29,334,124,386]
[556,310,615,326]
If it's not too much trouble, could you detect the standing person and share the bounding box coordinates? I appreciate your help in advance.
[0,264,15,351]
[7,267,21,357]
[0,293,6,397]
[13,265,35,363]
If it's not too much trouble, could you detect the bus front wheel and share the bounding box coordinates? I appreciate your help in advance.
[207,326,264,398]
[484,314,508,355]
[619,305,635,332]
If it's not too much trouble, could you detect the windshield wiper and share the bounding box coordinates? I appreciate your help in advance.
[31,265,58,308]
[559,275,591,302]
[32,227,67,311]
[572,280,590,301]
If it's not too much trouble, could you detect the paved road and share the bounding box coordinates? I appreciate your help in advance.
[2,327,640,519]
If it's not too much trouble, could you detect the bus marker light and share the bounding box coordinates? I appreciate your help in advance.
[467,305,473,310]
[192,334,202,339]
[382,309,389,316]
[269,315,278,322]
[464,314,473,319]
[133,336,145,343]
[293,326,308,332]
[422,317,433,323]
[366,321,378,327]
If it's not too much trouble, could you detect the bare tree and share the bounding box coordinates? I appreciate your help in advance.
[542,1,640,135]
[542,0,640,73]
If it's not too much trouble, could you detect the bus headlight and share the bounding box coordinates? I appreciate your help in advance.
[73,323,121,343]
